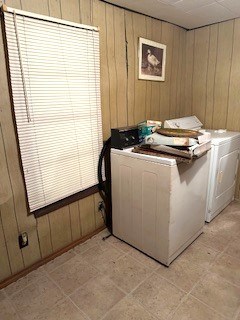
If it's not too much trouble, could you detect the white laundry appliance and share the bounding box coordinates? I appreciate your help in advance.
[164,116,240,222]
[111,127,211,266]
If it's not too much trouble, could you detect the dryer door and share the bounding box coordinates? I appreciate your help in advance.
[208,144,239,221]
[216,150,239,197]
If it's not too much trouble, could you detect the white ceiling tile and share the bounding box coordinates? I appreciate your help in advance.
[157,0,180,4]
[174,0,215,11]
[187,2,234,19]
[102,0,240,29]
[219,0,240,11]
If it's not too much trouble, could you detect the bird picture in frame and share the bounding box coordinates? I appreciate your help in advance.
[138,37,166,81]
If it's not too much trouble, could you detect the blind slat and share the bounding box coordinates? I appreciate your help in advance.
[4,10,103,212]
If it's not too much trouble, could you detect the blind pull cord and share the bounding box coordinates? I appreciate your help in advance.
[13,11,32,123]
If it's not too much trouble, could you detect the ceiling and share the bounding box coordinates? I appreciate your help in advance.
[102,0,240,29]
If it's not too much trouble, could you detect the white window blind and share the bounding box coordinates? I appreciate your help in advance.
[3,7,103,212]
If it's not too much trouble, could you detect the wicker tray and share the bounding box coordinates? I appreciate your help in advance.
[155,128,201,138]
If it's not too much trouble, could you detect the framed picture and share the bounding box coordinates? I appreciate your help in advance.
[138,37,166,81]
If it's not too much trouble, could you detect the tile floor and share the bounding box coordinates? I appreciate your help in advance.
[1,201,240,320]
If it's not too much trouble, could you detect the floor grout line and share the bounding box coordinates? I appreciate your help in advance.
[44,272,92,320]
[2,210,240,320]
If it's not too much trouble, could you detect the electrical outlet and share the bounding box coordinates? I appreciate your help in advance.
[18,232,28,249]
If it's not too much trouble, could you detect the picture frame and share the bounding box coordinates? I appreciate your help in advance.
[138,37,166,81]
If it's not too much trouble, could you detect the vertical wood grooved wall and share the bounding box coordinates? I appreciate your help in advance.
[1,0,240,284]
[185,19,240,199]
[0,0,186,281]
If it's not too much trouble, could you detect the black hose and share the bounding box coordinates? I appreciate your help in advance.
[98,137,111,193]
[98,137,112,233]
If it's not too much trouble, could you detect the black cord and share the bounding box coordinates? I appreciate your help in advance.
[98,137,112,233]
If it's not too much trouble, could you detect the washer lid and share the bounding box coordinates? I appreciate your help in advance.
[206,129,240,146]
[111,147,177,166]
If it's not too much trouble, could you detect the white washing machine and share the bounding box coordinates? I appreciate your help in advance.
[111,146,210,266]
[164,116,240,222]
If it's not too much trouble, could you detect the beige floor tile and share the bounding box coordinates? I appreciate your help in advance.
[225,238,240,260]
[10,276,65,320]
[4,266,46,297]
[49,255,98,295]
[105,255,151,293]
[236,310,240,320]
[179,240,219,269]
[156,255,204,292]
[212,212,240,237]
[102,296,158,320]
[132,273,185,319]
[81,243,124,271]
[170,295,227,320]
[106,236,132,253]
[197,230,232,252]
[209,253,240,286]
[44,250,76,273]
[36,299,87,320]
[0,297,21,320]
[0,289,6,301]
[74,234,109,255]
[191,272,240,318]
[226,200,240,213]
[70,274,125,320]
[128,249,160,270]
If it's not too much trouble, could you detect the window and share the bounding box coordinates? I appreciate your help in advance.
[3,7,103,213]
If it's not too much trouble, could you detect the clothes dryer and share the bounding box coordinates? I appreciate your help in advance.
[164,116,240,222]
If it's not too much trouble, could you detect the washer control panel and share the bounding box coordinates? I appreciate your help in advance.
[111,126,140,149]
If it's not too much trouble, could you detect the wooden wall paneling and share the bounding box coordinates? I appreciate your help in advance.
[79,195,95,237]
[69,202,82,241]
[21,0,49,15]
[150,19,162,121]
[0,216,11,280]
[60,0,80,22]
[227,19,240,131]
[192,27,210,124]
[0,19,41,268]
[5,0,21,9]
[0,126,24,273]
[133,13,147,124]
[204,24,218,129]
[106,4,118,129]
[92,0,111,139]
[0,203,24,274]
[145,17,153,120]
[36,215,53,258]
[212,20,234,129]
[159,22,174,121]
[183,30,194,117]
[93,192,104,229]
[79,0,92,24]
[125,11,135,126]
[177,29,186,118]
[114,6,128,127]
[48,0,61,18]
[169,26,180,119]
[235,168,240,200]
[48,206,72,251]
[226,19,240,199]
